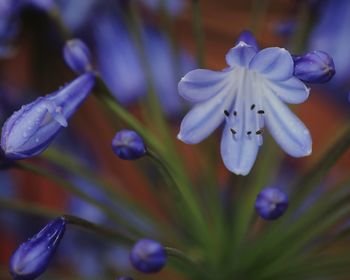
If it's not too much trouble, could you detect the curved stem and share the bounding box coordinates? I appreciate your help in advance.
[63,214,136,244]
[14,161,142,237]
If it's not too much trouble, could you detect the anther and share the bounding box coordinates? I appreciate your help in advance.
[247,131,252,135]
[233,111,237,116]
[256,129,264,135]
[257,110,265,114]
[224,110,230,117]
[230,128,237,135]
[250,104,256,110]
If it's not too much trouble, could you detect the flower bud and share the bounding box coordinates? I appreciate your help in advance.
[1,73,95,159]
[112,130,147,160]
[255,187,288,220]
[63,39,92,74]
[293,50,335,83]
[130,239,166,273]
[116,277,133,280]
[236,30,259,51]
[10,217,66,280]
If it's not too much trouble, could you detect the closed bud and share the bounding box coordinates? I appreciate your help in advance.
[1,73,95,159]
[112,130,147,160]
[255,187,288,220]
[130,239,166,273]
[63,39,93,74]
[10,217,66,280]
[293,50,335,83]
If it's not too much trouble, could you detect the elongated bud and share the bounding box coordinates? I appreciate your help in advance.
[130,239,166,273]
[255,187,289,220]
[236,30,259,51]
[10,217,66,280]
[63,39,93,74]
[293,50,335,83]
[1,73,95,159]
[112,130,147,160]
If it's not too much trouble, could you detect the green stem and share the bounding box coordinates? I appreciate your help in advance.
[63,214,136,244]
[14,161,142,237]
[191,0,205,67]
[166,247,205,276]
[0,197,60,218]
[290,123,350,211]
[95,77,208,245]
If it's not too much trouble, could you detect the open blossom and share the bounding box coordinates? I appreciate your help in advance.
[178,36,313,175]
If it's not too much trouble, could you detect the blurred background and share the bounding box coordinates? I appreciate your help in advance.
[1,0,350,279]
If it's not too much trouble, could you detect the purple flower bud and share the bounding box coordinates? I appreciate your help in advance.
[255,187,288,220]
[112,130,147,160]
[1,73,95,160]
[63,39,93,74]
[130,239,166,273]
[236,30,259,52]
[293,50,335,83]
[116,277,134,280]
[9,217,66,280]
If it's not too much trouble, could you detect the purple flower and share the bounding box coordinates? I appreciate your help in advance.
[112,130,147,160]
[293,50,335,83]
[9,217,66,280]
[178,35,312,175]
[130,239,166,273]
[255,187,288,220]
[63,39,93,74]
[1,73,95,159]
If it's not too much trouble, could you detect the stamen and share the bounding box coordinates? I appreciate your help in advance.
[230,128,237,135]
[224,110,230,117]
[257,110,265,114]
[247,131,252,135]
[250,104,256,110]
[256,129,264,135]
[233,111,237,116]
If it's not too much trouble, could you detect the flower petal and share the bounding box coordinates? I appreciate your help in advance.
[178,87,234,144]
[178,69,229,103]
[226,42,257,67]
[264,77,310,104]
[220,125,259,175]
[263,90,312,157]
[249,47,294,81]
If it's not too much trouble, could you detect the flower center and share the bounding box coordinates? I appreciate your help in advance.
[224,69,265,146]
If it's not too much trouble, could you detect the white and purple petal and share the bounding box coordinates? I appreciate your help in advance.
[249,47,294,81]
[178,85,235,144]
[226,42,257,68]
[178,69,230,103]
[220,124,260,175]
[263,90,312,157]
[264,77,310,104]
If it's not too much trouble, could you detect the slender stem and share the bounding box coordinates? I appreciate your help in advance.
[290,123,350,210]
[63,214,136,244]
[14,161,142,237]
[0,197,61,218]
[95,77,208,244]
[290,2,311,53]
[191,0,205,67]
[166,247,205,275]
